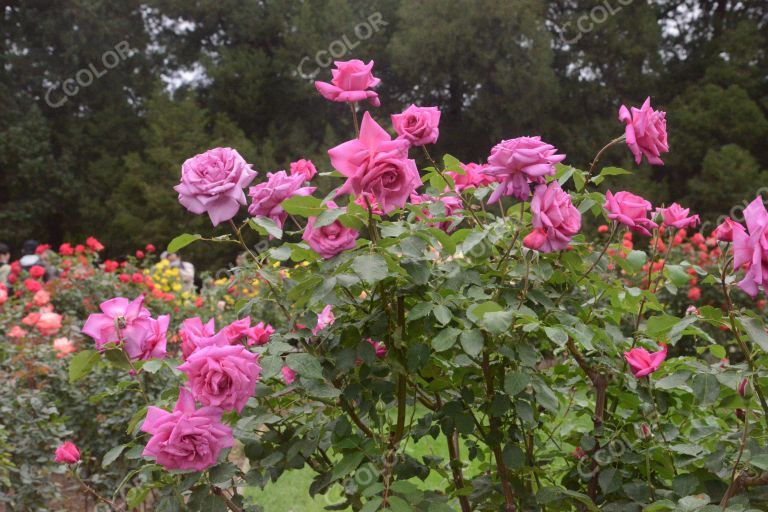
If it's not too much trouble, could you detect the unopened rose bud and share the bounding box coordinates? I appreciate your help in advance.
[640,423,652,440]
[54,441,81,464]
[738,378,749,398]
[571,447,586,460]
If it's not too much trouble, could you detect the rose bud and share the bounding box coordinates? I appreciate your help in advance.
[738,378,749,398]
[54,441,81,464]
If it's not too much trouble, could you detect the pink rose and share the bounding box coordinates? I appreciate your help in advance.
[247,171,316,229]
[391,105,441,146]
[141,388,233,471]
[409,193,463,233]
[81,296,164,361]
[33,290,50,306]
[248,322,275,346]
[222,317,275,346]
[179,317,217,360]
[289,159,318,181]
[54,441,80,464]
[624,343,667,378]
[177,336,260,413]
[329,112,421,214]
[447,162,496,192]
[354,192,385,215]
[8,326,27,338]
[523,182,581,253]
[733,197,768,297]
[0,287,7,305]
[281,366,296,385]
[174,147,257,226]
[53,337,76,358]
[603,190,658,236]
[658,203,699,229]
[36,311,62,336]
[302,201,359,259]
[313,305,334,335]
[125,315,168,360]
[314,59,381,106]
[618,97,669,165]
[713,218,745,243]
[367,338,387,358]
[482,136,566,203]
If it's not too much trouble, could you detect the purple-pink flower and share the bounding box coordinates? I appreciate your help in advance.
[313,305,335,335]
[177,335,261,413]
[604,190,658,236]
[713,218,745,243]
[391,105,441,146]
[409,193,463,233]
[289,159,318,182]
[658,203,700,229]
[314,59,381,106]
[329,112,421,214]
[367,338,387,358]
[247,171,316,229]
[179,317,216,360]
[624,343,667,378]
[222,317,275,347]
[141,388,233,471]
[523,182,581,253]
[733,197,768,297]
[447,162,496,192]
[281,366,296,385]
[482,136,566,203]
[302,201,359,259]
[618,97,669,165]
[174,148,257,226]
[54,442,80,464]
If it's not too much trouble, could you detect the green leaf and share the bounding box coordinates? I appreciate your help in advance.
[167,233,202,253]
[102,444,126,468]
[739,316,768,353]
[69,349,100,383]
[352,254,388,284]
[433,304,452,325]
[460,330,484,356]
[249,216,283,239]
[281,195,325,217]
[432,327,460,352]
[691,373,720,405]
[209,462,239,486]
[598,467,622,494]
[543,326,568,346]
[331,452,365,481]
[626,250,647,272]
[285,353,324,380]
[504,371,530,396]
[314,207,345,228]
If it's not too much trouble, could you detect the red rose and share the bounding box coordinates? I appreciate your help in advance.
[29,265,46,279]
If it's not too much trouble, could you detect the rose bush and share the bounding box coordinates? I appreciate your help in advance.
[5,60,768,512]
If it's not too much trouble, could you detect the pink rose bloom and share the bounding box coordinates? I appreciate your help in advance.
[179,317,217,360]
[713,218,745,243]
[354,192,385,215]
[604,190,658,236]
[141,388,233,471]
[9,326,27,338]
[314,59,381,106]
[289,159,318,181]
[247,171,316,229]
[81,296,157,356]
[177,336,261,413]
[125,315,169,360]
[53,337,76,358]
[174,147,257,226]
[33,290,50,306]
[391,105,441,146]
[482,136,566,203]
[248,322,275,346]
[733,197,768,297]
[0,287,7,305]
[54,441,80,464]
[36,312,62,336]
[281,366,296,385]
[618,97,669,165]
[313,305,335,335]
[367,338,387,358]
[409,193,463,233]
[222,317,275,346]
[523,182,581,253]
[302,201,359,259]
[624,343,667,378]
[447,162,496,192]
[329,112,421,214]
[658,203,700,229]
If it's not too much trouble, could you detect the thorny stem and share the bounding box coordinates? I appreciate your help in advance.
[114,322,150,405]
[720,399,751,509]
[71,467,122,510]
[350,102,360,137]
[586,135,625,182]
[211,485,244,512]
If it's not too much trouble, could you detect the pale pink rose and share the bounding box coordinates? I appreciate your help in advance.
[618,97,669,165]
[524,182,581,252]
[313,305,334,335]
[22,312,40,326]
[657,203,699,229]
[302,201,359,259]
[174,147,257,226]
[604,190,658,236]
[36,312,62,336]
[247,171,316,229]
[281,366,296,385]
[177,336,261,413]
[733,197,768,297]
[8,325,27,338]
[391,105,441,146]
[482,136,566,203]
[53,337,76,358]
[447,162,496,192]
[54,441,80,464]
[329,112,421,214]
[314,59,381,106]
[222,317,275,346]
[179,317,216,360]
[81,296,156,359]
[141,388,233,471]
[409,193,463,233]
[33,290,50,306]
[713,218,745,243]
[624,343,667,378]
[289,159,317,181]
[367,338,387,358]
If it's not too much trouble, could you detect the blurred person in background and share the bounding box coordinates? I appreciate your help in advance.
[19,240,55,281]
[160,251,195,292]
[0,243,11,286]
